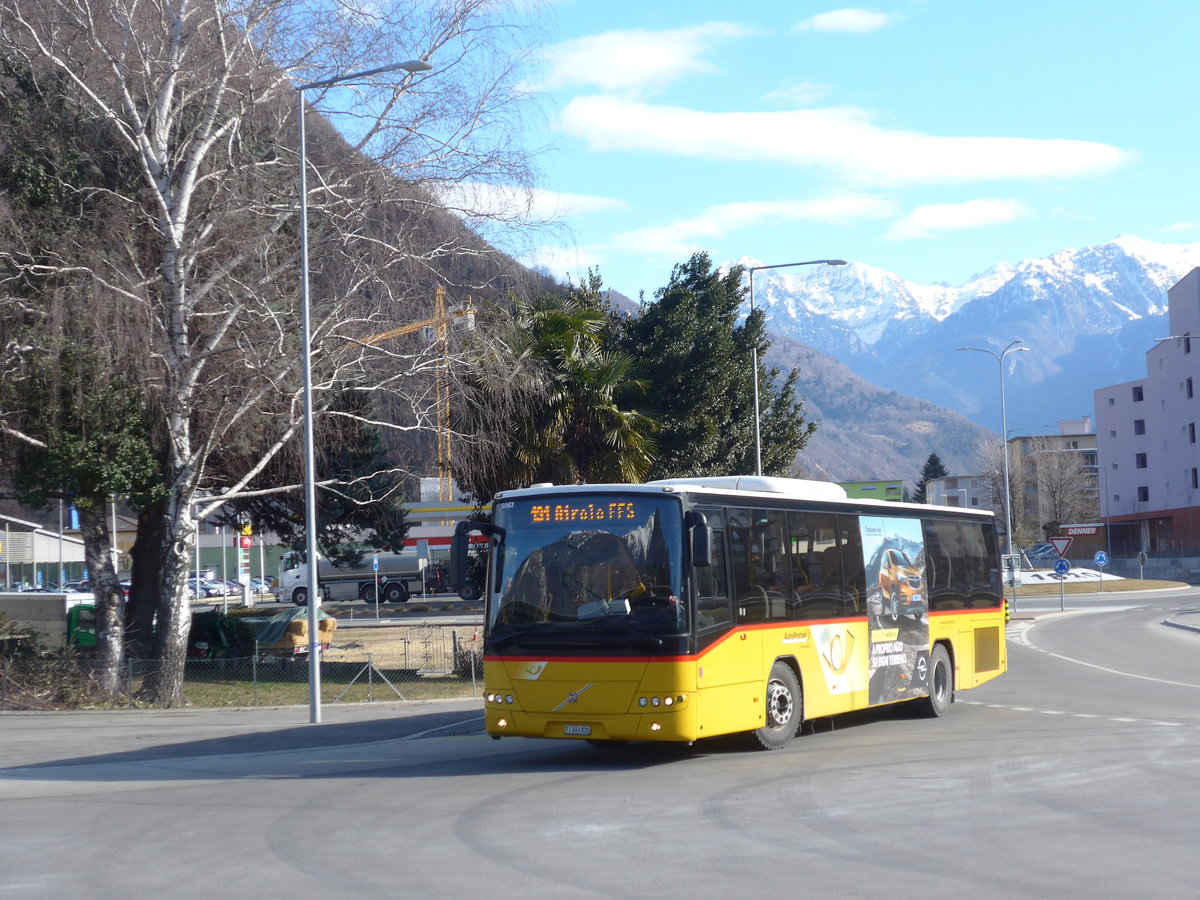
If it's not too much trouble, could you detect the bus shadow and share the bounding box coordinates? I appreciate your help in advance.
[0,702,935,785]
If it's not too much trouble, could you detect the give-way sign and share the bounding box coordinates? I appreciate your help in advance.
[1050,537,1073,557]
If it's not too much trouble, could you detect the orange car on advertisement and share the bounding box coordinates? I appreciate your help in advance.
[878,547,925,622]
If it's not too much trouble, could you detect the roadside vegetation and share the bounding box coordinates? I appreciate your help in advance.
[1012,578,1187,597]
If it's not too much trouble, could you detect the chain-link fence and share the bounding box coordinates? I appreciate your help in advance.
[0,624,483,710]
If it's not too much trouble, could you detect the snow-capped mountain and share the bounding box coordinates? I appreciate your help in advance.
[743,235,1200,434]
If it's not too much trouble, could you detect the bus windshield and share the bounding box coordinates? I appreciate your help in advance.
[490,494,684,641]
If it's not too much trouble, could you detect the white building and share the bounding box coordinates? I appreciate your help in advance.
[924,474,992,511]
[1094,268,1200,555]
[0,513,87,589]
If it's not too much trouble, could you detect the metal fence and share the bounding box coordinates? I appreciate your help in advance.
[0,624,483,710]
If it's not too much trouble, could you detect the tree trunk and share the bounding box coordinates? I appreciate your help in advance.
[125,497,166,660]
[138,489,195,707]
[76,505,124,697]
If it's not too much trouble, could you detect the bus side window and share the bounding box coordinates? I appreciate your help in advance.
[788,511,843,619]
[837,516,866,616]
[695,529,731,634]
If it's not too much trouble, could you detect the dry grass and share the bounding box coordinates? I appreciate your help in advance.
[1011,578,1187,596]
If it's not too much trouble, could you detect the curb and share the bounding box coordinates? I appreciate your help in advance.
[1162,610,1200,634]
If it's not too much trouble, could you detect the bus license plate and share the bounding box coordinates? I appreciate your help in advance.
[563,724,591,736]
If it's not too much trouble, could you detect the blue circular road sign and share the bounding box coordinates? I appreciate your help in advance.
[1094,550,1109,567]
[1053,558,1071,576]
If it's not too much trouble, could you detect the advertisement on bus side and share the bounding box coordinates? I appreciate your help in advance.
[860,516,930,705]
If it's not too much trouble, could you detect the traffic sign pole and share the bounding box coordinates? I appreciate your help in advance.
[1054,557,1071,610]
[373,553,380,620]
[1093,550,1109,594]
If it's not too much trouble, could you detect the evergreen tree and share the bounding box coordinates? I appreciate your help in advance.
[618,252,816,479]
[913,453,950,504]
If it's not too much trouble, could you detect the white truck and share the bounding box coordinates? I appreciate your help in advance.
[0,591,96,649]
[277,549,429,606]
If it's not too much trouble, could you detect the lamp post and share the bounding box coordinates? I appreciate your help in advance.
[958,340,1029,598]
[296,58,430,724]
[746,258,847,476]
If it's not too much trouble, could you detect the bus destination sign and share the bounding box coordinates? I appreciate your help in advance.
[529,500,638,525]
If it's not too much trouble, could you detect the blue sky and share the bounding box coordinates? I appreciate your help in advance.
[499,1,1200,299]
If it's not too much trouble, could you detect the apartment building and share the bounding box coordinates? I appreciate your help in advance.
[1007,417,1099,534]
[1094,267,1200,554]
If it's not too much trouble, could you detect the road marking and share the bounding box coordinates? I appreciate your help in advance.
[960,699,1200,729]
[401,715,485,740]
[1011,612,1200,688]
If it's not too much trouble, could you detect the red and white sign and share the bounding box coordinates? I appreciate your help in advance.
[1064,525,1100,537]
[1050,537,1073,557]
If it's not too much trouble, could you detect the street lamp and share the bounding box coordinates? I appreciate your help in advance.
[957,340,1029,589]
[746,259,847,476]
[296,57,430,724]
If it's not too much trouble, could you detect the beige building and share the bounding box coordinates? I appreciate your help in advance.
[1008,417,1099,541]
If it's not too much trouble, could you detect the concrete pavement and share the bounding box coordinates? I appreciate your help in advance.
[0,698,484,771]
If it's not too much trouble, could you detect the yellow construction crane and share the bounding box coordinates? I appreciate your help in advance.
[364,285,475,501]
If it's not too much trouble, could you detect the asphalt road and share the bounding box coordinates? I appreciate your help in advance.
[3,589,1199,899]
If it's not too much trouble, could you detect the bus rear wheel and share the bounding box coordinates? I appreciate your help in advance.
[753,662,803,750]
[921,644,953,717]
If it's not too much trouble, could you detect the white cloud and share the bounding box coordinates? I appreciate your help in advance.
[522,244,606,280]
[609,195,896,260]
[431,183,628,222]
[885,199,1029,240]
[537,23,754,96]
[764,81,832,104]
[559,96,1134,187]
[1160,221,1200,233]
[795,8,894,33]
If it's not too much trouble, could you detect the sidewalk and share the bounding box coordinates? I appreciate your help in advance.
[0,697,483,770]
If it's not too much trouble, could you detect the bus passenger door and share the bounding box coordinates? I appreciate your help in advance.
[693,521,762,736]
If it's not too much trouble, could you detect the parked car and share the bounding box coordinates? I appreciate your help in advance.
[1025,543,1059,560]
[187,577,222,598]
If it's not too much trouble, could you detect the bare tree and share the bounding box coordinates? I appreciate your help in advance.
[1023,436,1099,535]
[0,0,541,703]
[976,440,1037,550]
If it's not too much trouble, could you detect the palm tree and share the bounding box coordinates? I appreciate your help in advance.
[453,289,657,502]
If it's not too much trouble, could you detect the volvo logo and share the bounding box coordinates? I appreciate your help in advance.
[553,683,593,711]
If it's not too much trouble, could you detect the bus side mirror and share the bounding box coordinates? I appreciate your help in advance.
[687,511,711,567]
[449,520,506,600]
[449,525,470,591]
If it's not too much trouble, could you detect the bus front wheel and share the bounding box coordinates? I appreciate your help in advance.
[753,662,803,750]
[921,644,953,717]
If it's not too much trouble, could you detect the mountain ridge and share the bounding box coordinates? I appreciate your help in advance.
[742,235,1200,434]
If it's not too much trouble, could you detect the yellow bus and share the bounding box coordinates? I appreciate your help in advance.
[451,476,1006,750]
